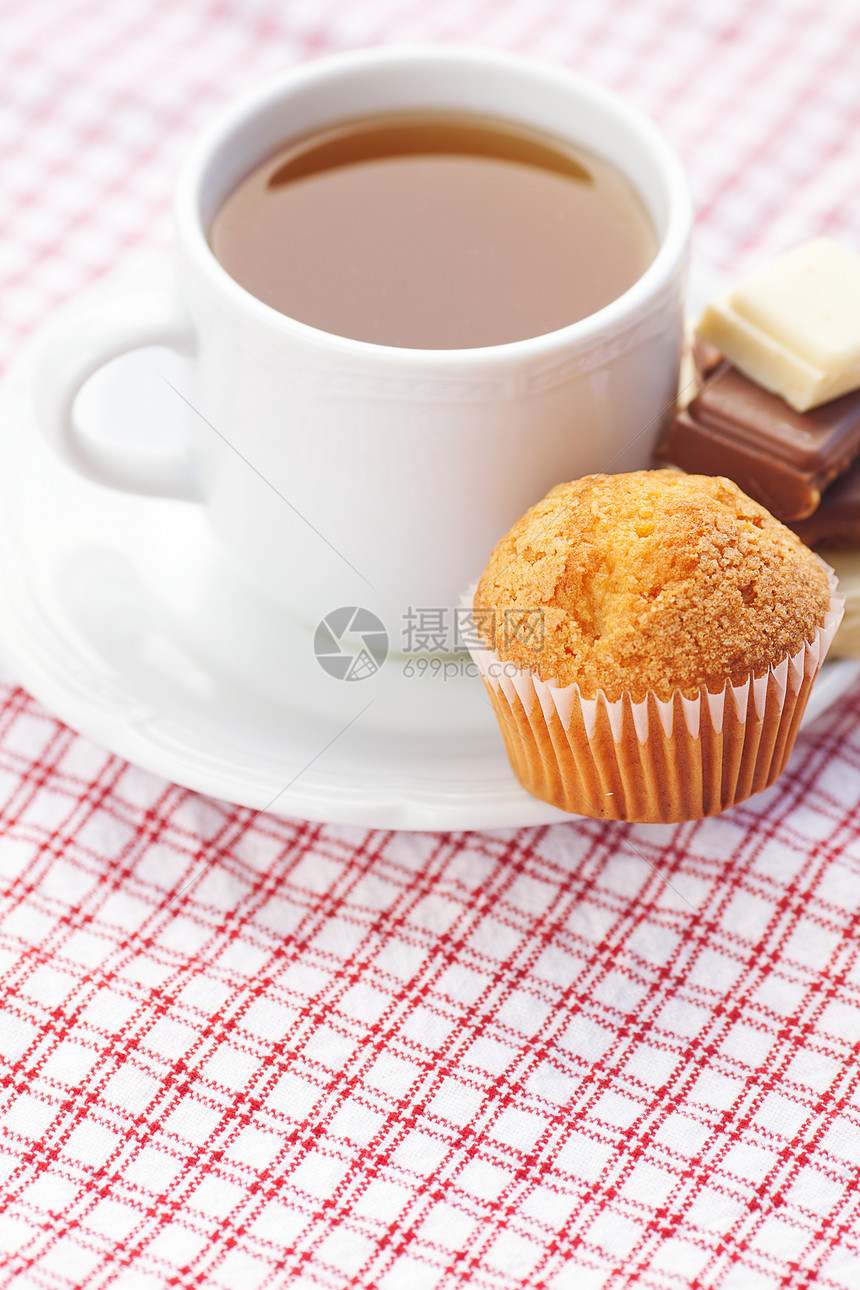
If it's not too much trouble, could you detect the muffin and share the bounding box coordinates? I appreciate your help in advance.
[468,470,842,822]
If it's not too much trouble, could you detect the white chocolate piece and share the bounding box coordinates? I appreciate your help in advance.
[697,239,860,412]
[676,333,699,409]
[824,548,860,659]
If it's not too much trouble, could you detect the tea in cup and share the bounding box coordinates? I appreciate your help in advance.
[32,46,691,634]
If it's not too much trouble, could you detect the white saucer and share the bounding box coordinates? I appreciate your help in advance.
[1,326,858,832]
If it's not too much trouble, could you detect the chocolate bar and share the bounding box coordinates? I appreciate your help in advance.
[677,334,723,410]
[654,362,860,522]
[790,456,860,548]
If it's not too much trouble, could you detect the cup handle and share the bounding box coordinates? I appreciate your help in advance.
[31,281,201,501]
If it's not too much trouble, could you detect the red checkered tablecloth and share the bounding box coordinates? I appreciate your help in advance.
[3,2,860,1287]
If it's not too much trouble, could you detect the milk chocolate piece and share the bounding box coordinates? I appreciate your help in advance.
[677,334,724,410]
[654,363,860,522]
[692,335,723,380]
[790,457,860,547]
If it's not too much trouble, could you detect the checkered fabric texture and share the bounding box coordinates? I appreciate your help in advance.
[3,1,860,1287]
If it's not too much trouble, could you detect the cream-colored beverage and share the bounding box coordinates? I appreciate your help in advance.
[33,46,691,628]
[209,112,657,349]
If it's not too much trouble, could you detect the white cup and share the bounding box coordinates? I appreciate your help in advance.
[32,46,691,638]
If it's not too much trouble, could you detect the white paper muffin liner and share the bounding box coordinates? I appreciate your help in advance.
[464,569,843,822]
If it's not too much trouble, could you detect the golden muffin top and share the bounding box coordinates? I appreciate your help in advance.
[474,470,831,702]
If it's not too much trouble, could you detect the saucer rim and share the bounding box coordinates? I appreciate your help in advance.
[1,288,857,832]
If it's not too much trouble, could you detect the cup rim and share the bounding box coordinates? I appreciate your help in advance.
[175,44,692,366]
